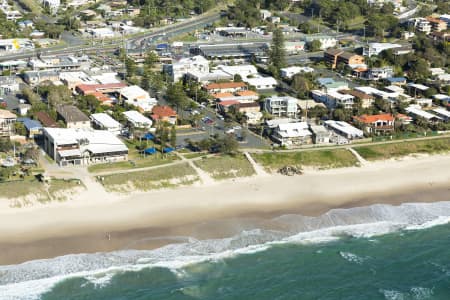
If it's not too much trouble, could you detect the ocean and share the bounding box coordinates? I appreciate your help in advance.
[1,201,450,300]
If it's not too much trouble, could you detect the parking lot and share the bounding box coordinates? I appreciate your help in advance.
[176,107,269,150]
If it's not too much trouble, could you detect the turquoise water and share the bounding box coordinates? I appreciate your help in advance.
[1,201,450,300]
[39,224,450,300]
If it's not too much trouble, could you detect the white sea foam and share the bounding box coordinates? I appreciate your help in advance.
[339,251,366,264]
[1,200,450,300]
[381,289,406,300]
[410,287,434,299]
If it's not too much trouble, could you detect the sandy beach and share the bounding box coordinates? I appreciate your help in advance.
[0,154,449,265]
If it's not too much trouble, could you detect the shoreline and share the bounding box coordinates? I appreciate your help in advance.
[0,154,449,265]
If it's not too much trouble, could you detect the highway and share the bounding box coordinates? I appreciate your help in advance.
[0,11,222,62]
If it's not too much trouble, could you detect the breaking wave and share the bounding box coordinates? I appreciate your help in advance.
[1,200,450,300]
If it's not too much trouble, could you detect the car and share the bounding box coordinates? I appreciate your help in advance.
[233,125,242,130]
[191,110,200,115]
[225,128,235,134]
[217,114,224,120]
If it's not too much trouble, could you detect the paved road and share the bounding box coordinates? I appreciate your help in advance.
[0,11,222,62]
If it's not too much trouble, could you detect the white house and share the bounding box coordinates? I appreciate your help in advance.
[245,76,277,90]
[119,85,157,112]
[303,35,337,50]
[264,95,298,118]
[272,122,312,146]
[324,120,364,140]
[89,28,116,39]
[362,43,402,57]
[123,110,153,129]
[280,66,314,79]
[216,64,258,79]
[406,105,442,123]
[90,113,123,135]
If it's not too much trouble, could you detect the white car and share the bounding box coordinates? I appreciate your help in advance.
[233,125,242,130]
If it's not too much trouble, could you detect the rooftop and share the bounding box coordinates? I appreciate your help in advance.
[204,82,247,90]
[151,106,177,118]
[90,113,122,129]
[56,105,90,123]
[354,114,394,124]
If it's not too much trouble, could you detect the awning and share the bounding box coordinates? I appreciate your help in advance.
[58,149,82,158]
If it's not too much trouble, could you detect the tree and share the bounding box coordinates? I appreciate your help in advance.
[307,40,322,52]
[269,27,286,76]
[14,122,27,136]
[166,82,189,112]
[144,50,159,70]
[125,57,137,78]
[218,135,238,155]
[21,86,40,105]
[170,126,177,147]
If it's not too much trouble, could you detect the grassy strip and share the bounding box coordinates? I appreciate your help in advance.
[100,163,198,192]
[88,155,179,173]
[194,154,256,180]
[0,180,46,200]
[354,138,450,161]
[252,149,358,172]
[183,152,208,159]
[47,179,85,202]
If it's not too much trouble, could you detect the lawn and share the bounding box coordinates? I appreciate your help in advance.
[354,138,450,161]
[193,154,256,180]
[100,163,198,192]
[183,152,209,159]
[88,154,179,173]
[252,149,358,172]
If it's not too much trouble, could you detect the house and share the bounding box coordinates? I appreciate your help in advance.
[426,17,447,32]
[90,113,123,135]
[123,110,152,129]
[271,122,312,146]
[43,128,128,166]
[217,100,240,113]
[264,96,298,118]
[385,77,407,86]
[362,43,403,57]
[23,70,59,86]
[311,90,354,109]
[0,109,16,137]
[324,120,364,141]
[366,67,394,80]
[260,9,272,20]
[303,35,337,50]
[280,66,314,79]
[56,105,91,129]
[17,117,42,138]
[59,71,97,91]
[216,65,258,80]
[432,108,450,122]
[76,82,127,105]
[245,76,277,90]
[309,125,330,144]
[151,106,177,125]
[405,105,442,123]
[245,111,263,125]
[0,76,19,96]
[119,85,157,112]
[340,90,374,108]
[237,102,260,114]
[35,111,58,128]
[204,82,247,94]
[353,114,395,134]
